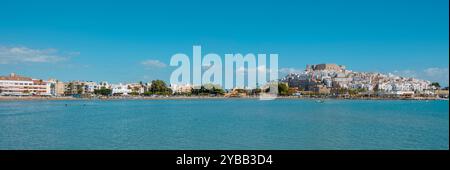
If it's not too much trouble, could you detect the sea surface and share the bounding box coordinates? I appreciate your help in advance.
[0,99,448,150]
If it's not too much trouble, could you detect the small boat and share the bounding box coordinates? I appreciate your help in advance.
[316,100,325,103]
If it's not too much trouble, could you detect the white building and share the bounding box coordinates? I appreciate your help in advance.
[47,79,65,96]
[170,83,193,94]
[127,83,145,94]
[84,81,99,93]
[111,83,132,95]
[0,73,51,96]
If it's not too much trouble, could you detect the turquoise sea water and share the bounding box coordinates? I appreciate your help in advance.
[0,99,448,150]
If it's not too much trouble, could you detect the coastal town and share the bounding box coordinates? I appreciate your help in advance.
[0,63,448,100]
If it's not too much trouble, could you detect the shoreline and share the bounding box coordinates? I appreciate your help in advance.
[0,95,447,101]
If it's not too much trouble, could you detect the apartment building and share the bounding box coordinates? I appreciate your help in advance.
[48,79,65,96]
[0,73,51,96]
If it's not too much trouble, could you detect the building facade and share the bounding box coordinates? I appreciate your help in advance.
[170,83,193,94]
[111,83,132,95]
[281,64,434,96]
[48,79,65,96]
[0,73,51,96]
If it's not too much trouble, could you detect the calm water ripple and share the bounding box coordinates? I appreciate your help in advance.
[0,99,448,149]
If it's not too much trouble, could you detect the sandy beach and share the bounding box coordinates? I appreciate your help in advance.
[0,95,445,101]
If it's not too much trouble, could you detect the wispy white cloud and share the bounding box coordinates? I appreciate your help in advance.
[65,51,81,56]
[422,67,449,85]
[0,46,69,64]
[392,69,419,78]
[141,59,167,68]
[279,67,304,74]
[393,67,449,86]
[424,67,449,78]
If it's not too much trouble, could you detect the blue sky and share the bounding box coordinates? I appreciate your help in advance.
[0,0,448,85]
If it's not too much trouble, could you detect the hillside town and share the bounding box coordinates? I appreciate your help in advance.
[0,64,448,99]
[280,64,447,98]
